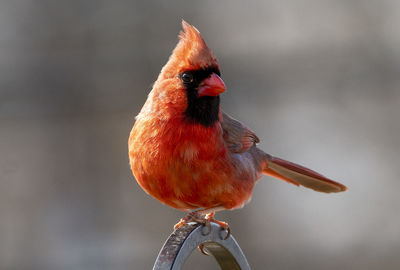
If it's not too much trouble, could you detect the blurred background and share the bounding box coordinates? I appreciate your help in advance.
[1,0,399,269]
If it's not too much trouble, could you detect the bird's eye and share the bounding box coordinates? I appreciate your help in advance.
[181,72,194,83]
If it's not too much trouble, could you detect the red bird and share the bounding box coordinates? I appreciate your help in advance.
[129,21,347,232]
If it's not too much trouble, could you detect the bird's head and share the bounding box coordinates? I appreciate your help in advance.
[156,20,226,127]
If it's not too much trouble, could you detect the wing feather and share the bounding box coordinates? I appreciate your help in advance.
[222,112,259,153]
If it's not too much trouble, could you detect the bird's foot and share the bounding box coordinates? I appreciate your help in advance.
[174,212,206,230]
[204,212,230,239]
[174,211,230,238]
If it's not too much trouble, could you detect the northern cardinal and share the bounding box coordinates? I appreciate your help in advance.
[129,21,347,233]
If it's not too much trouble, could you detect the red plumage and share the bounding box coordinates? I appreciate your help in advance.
[128,21,346,229]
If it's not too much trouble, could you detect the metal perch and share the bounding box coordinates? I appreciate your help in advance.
[153,223,251,270]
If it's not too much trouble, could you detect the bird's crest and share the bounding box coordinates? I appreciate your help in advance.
[160,20,219,79]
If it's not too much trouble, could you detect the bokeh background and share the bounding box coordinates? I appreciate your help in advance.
[1,1,400,269]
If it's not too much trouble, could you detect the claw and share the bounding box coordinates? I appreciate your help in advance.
[198,243,210,256]
[222,226,231,240]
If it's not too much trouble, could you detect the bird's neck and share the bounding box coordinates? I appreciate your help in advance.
[184,94,220,127]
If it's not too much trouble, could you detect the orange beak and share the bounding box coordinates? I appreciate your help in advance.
[198,73,226,97]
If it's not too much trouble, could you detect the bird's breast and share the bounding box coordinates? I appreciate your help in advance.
[129,116,257,210]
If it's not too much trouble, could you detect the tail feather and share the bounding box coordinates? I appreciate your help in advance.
[263,156,347,193]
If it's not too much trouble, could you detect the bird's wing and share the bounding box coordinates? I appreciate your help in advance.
[222,112,260,153]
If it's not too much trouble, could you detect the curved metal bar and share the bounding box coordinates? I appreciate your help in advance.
[153,223,251,270]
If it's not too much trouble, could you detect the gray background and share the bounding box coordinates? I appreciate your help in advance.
[1,1,399,269]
